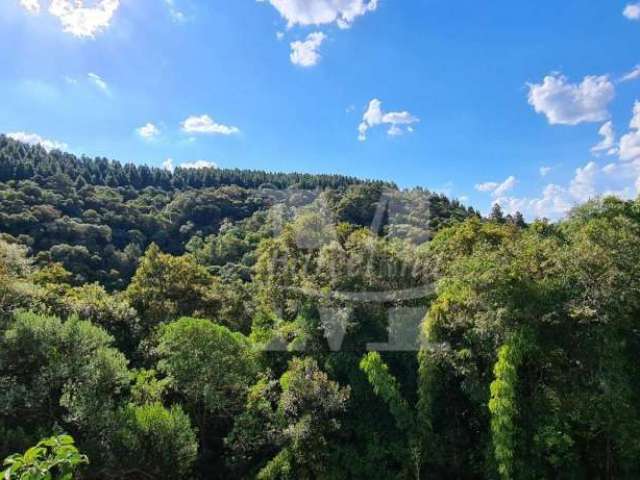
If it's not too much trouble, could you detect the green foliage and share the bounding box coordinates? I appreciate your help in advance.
[109,403,198,480]
[259,358,350,479]
[3,136,640,479]
[157,317,257,417]
[1,435,88,480]
[488,334,527,480]
[0,312,129,463]
[125,244,215,329]
[360,352,413,433]
[0,135,386,287]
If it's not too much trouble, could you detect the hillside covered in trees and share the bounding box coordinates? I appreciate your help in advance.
[2,137,640,480]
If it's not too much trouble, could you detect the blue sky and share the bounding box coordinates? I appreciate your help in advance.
[1,0,639,218]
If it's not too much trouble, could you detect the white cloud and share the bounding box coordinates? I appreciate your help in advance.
[276,31,285,40]
[527,73,615,125]
[528,184,573,218]
[290,32,326,67]
[621,65,640,82]
[591,121,617,155]
[475,176,517,197]
[492,159,640,220]
[262,0,378,29]
[137,123,160,139]
[47,0,120,38]
[619,101,640,162]
[569,161,598,201]
[493,176,517,197]
[20,0,40,14]
[162,158,218,171]
[623,3,640,20]
[181,114,240,135]
[619,130,640,162]
[358,99,419,141]
[162,158,175,172]
[495,184,573,220]
[630,100,640,130]
[539,166,552,177]
[164,0,186,22]
[179,160,218,169]
[475,181,499,192]
[7,131,68,152]
[88,72,109,94]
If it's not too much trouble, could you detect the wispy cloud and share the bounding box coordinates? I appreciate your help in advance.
[539,166,552,177]
[621,65,640,83]
[88,72,110,94]
[164,0,186,23]
[475,176,517,197]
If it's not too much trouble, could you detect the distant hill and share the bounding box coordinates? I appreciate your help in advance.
[0,135,476,287]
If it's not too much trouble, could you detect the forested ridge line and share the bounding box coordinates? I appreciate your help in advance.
[0,135,473,288]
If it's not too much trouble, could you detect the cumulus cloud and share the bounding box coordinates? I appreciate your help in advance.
[539,166,552,177]
[179,160,218,169]
[569,161,599,201]
[528,184,573,218]
[475,176,517,197]
[290,32,326,67]
[358,99,419,141]
[88,72,109,94]
[7,131,68,152]
[623,3,640,20]
[621,65,640,83]
[181,114,240,135]
[527,73,615,125]
[619,101,640,162]
[493,159,640,220]
[162,158,217,171]
[47,0,120,38]
[262,0,378,29]
[591,121,617,155]
[137,123,160,139]
[20,0,40,14]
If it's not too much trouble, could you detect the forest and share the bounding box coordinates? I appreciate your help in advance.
[1,135,640,480]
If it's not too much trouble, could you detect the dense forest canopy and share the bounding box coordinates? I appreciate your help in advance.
[0,135,473,288]
[2,137,640,479]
